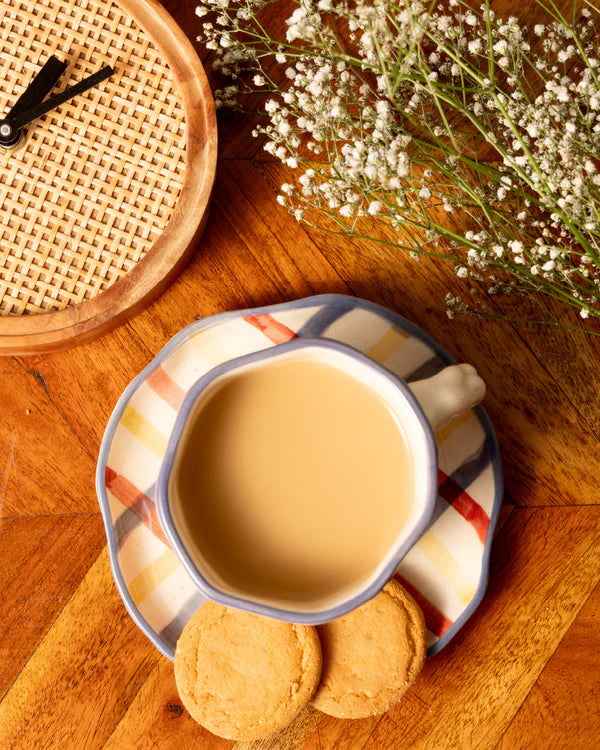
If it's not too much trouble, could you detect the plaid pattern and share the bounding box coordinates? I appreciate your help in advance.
[97,295,503,659]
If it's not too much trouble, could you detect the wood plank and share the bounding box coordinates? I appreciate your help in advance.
[83,504,512,750]
[102,659,233,750]
[127,201,286,355]
[298,710,387,750]
[493,501,515,538]
[127,159,348,357]
[0,515,104,699]
[216,162,344,298]
[199,0,298,162]
[502,300,600,440]
[497,581,600,750]
[0,4,595,750]
[0,358,97,516]
[233,707,322,750]
[17,324,154,464]
[0,547,159,749]
[351,506,600,749]
[218,111,268,163]
[194,0,580,164]
[437,282,600,444]
[172,0,600,453]
[224,158,600,512]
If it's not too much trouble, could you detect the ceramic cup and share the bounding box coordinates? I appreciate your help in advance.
[156,338,485,624]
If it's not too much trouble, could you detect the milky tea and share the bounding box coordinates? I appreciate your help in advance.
[170,359,414,609]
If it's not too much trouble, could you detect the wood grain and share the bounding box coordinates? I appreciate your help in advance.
[103,660,233,750]
[15,325,153,461]
[0,515,104,699]
[298,710,385,750]
[0,357,97,516]
[0,548,160,749]
[227,505,600,750]
[360,506,600,750]
[0,0,598,748]
[497,581,600,750]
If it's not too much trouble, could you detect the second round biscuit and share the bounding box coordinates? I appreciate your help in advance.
[311,579,426,718]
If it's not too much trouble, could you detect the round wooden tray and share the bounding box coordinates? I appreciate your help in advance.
[0,0,217,354]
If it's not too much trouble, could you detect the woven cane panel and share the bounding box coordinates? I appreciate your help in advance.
[0,0,187,316]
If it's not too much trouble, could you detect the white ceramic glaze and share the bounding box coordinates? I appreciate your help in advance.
[409,364,487,431]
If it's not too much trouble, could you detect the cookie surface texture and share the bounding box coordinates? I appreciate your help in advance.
[311,579,426,718]
[174,601,322,740]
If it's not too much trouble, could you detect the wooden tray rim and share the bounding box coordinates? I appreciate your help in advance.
[0,0,217,354]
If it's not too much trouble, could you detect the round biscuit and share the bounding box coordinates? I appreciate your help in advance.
[174,601,322,740]
[311,579,426,718]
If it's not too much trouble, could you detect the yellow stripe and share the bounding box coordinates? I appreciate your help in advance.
[435,410,475,446]
[366,325,409,363]
[417,530,476,605]
[120,404,168,457]
[128,549,180,605]
[191,330,230,366]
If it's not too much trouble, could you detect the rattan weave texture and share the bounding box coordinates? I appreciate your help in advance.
[0,0,187,316]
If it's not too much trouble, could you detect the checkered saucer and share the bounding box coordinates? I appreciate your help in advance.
[96,295,503,660]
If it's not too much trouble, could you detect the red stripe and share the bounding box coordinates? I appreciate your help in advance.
[146,366,186,411]
[395,573,453,638]
[243,313,298,344]
[105,467,170,546]
[438,469,489,544]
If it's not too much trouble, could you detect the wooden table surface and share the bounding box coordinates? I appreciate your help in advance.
[1,1,599,748]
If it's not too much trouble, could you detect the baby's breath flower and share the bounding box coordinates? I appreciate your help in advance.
[197,0,600,326]
[509,240,524,254]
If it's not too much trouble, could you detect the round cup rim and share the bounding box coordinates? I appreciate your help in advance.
[156,337,438,624]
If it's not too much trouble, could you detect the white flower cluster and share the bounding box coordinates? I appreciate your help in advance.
[195,0,600,324]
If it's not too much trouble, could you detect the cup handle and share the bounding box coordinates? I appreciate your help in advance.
[408,364,486,431]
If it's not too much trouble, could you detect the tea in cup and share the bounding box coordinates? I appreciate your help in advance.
[157,338,485,623]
